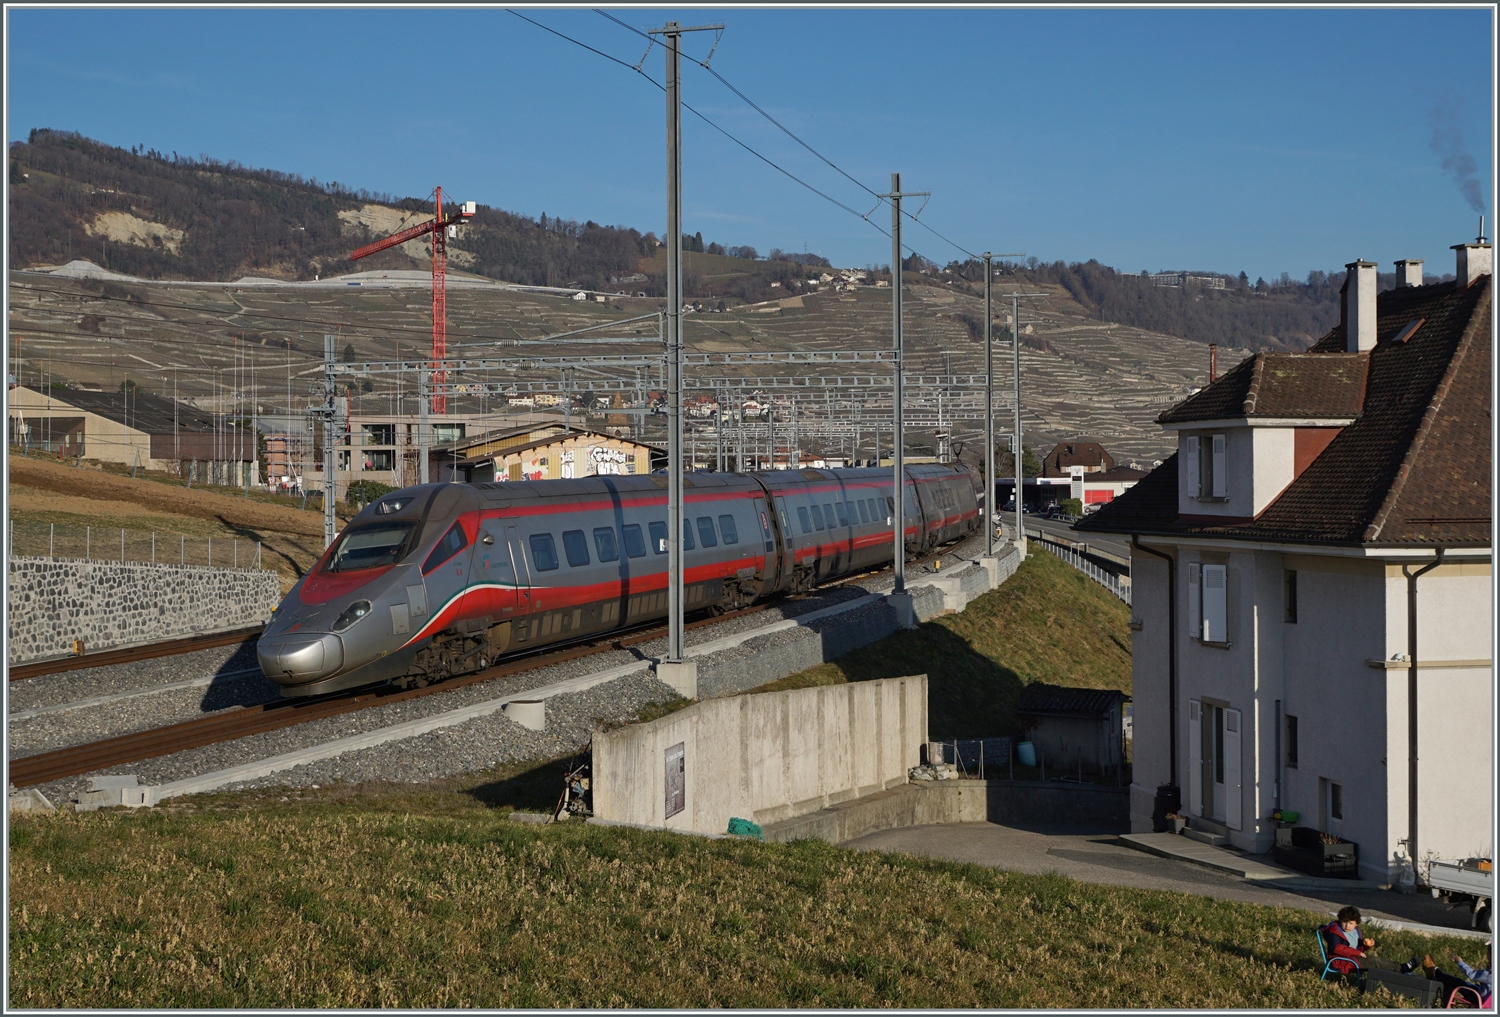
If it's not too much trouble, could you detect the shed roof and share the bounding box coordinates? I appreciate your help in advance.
[1015,683,1128,718]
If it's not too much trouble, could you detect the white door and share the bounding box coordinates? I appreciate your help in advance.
[1188,699,1203,817]
[1224,707,1242,831]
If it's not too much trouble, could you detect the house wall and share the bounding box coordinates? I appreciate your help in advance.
[1278,556,1390,871]
[1379,567,1494,879]
[1249,428,1296,516]
[1133,543,1491,878]
[1173,426,1299,519]
[1127,551,1172,832]
[8,389,156,469]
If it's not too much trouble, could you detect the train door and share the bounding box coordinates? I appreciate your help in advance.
[505,525,534,612]
[476,519,519,620]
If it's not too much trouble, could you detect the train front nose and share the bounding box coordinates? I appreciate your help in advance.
[258,632,345,687]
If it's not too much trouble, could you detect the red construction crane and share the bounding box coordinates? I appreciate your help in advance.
[349,186,475,413]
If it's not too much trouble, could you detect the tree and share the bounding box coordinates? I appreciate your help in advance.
[342,343,355,363]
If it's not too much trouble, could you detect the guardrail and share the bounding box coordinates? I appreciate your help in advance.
[1030,534,1131,605]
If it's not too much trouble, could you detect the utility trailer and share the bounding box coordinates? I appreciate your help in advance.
[1428,858,1492,932]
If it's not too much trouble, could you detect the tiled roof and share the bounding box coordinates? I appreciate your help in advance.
[1041,440,1114,477]
[1015,682,1128,718]
[1092,465,1148,483]
[1158,352,1367,423]
[1079,275,1491,547]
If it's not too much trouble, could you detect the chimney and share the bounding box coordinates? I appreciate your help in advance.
[1209,343,1218,382]
[1345,260,1378,352]
[1452,217,1492,288]
[1393,259,1423,288]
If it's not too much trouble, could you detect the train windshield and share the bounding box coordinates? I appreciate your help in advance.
[325,523,415,572]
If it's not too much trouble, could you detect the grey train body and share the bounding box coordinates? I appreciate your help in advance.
[258,464,979,697]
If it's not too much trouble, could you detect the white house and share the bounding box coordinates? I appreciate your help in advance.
[1078,238,1492,884]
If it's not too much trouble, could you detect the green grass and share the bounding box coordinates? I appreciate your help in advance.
[10,769,1475,1009]
[755,550,1133,739]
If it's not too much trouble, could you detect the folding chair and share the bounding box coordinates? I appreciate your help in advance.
[1316,928,1363,986]
[1446,984,1485,1008]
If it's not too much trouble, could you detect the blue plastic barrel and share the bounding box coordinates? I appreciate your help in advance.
[1017,741,1037,767]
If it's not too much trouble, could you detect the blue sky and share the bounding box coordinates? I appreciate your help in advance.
[6,7,1494,280]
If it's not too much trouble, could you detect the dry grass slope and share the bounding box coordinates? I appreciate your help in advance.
[757,550,1133,739]
[10,782,1475,1009]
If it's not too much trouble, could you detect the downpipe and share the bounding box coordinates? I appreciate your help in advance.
[1402,547,1444,888]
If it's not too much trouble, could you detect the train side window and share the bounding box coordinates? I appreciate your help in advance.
[621,523,647,558]
[529,532,560,572]
[648,520,669,554]
[759,511,772,542]
[810,504,825,530]
[695,516,718,547]
[886,496,895,515]
[682,519,695,551]
[797,506,812,533]
[835,502,849,527]
[856,499,869,524]
[718,514,738,544]
[868,498,881,521]
[422,523,469,575]
[562,529,590,568]
[593,526,619,562]
[824,503,837,528]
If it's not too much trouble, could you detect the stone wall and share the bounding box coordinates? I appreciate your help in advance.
[594,675,928,835]
[7,557,280,664]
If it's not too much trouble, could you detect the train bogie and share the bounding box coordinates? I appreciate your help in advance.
[258,465,978,697]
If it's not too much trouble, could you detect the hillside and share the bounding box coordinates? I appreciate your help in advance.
[7,129,818,301]
[6,129,1410,350]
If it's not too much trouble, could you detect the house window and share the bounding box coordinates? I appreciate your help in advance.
[1284,570,1298,623]
[1184,433,1228,499]
[1201,564,1228,643]
[361,424,395,446]
[1329,781,1342,821]
[1285,715,1298,768]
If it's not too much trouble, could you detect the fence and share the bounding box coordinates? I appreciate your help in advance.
[7,520,265,570]
[1030,533,1131,605]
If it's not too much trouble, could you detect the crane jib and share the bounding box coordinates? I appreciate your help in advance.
[348,209,472,261]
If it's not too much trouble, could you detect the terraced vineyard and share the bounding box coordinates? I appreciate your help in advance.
[8,265,1250,465]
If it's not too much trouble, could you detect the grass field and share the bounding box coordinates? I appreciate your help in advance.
[7,451,348,591]
[9,772,1474,1009]
[756,549,1133,741]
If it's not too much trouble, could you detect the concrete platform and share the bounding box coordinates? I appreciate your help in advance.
[1119,832,1384,890]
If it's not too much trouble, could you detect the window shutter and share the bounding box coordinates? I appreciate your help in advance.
[1224,708,1242,830]
[1188,699,1203,817]
[1187,562,1201,641]
[1202,564,1227,642]
[1211,434,1227,498]
[1184,436,1200,498]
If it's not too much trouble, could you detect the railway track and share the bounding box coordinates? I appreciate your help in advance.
[8,627,262,682]
[6,602,777,788]
[9,537,982,789]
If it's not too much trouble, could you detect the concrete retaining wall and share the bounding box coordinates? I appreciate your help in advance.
[593,675,927,835]
[7,557,280,664]
[762,778,1130,843]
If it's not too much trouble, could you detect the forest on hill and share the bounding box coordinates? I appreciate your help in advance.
[9,129,1435,348]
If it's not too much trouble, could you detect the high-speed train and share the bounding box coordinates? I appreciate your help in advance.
[257,463,979,697]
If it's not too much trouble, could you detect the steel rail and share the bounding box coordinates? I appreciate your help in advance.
[8,628,263,683]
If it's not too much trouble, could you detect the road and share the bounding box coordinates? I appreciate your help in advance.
[844,821,1484,933]
[1021,513,1132,563]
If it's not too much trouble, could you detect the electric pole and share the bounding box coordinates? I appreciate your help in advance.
[1008,290,1047,555]
[881,173,926,620]
[320,335,339,549]
[650,18,720,698]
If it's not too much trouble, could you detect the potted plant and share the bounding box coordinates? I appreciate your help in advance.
[1165,812,1189,835]
[1272,826,1359,877]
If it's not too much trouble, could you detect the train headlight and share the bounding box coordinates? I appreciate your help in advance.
[331,600,372,631]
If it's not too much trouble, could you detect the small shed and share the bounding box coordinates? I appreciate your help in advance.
[1015,683,1130,775]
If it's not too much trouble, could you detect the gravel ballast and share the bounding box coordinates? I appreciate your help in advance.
[18,533,1018,805]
